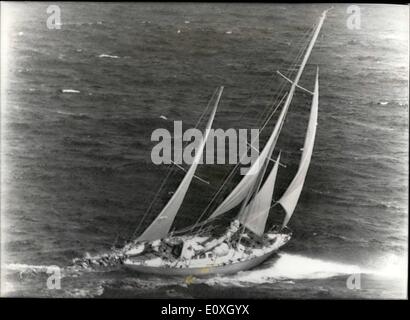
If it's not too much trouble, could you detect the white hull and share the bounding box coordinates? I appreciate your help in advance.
[124,233,290,277]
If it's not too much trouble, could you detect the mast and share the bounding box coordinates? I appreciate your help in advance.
[277,9,326,120]
[137,87,224,242]
[206,9,328,221]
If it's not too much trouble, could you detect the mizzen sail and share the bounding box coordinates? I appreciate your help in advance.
[278,68,319,228]
[137,86,224,241]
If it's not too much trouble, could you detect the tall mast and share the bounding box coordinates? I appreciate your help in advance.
[277,9,328,119]
[205,9,329,222]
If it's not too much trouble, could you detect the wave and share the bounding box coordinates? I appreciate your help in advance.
[55,21,103,27]
[55,110,91,120]
[329,115,396,132]
[5,263,56,273]
[310,188,405,212]
[60,89,80,94]
[98,54,120,59]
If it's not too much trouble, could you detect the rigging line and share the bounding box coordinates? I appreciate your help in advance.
[286,29,316,80]
[192,87,219,132]
[225,23,314,144]
[288,23,316,79]
[253,24,314,128]
[173,86,219,172]
[130,87,219,240]
[254,77,288,126]
[275,26,314,90]
[237,59,293,124]
[236,72,281,122]
[235,24,315,123]
[270,24,315,81]
[255,40,305,127]
[253,25,315,126]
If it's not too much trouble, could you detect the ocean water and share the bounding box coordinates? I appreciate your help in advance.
[1,3,408,298]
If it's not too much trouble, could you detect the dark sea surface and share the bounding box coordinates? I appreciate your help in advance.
[1,3,408,298]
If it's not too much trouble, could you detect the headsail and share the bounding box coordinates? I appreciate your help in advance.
[239,152,281,236]
[207,10,328,221]
[137,87,224,242]
[278,68,319,228]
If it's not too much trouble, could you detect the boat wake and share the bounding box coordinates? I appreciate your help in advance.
[201,252,407,287]
[200,253,358,287]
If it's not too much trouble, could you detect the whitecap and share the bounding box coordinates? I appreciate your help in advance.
[98,54,120,59]
[5,263,53,272]
[61,89,80,93]
[225,30,232,34]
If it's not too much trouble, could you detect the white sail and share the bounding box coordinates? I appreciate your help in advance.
[138,87,224,241]
[278,68,319,228]
[240,152,281,236]
[207,10,328,221]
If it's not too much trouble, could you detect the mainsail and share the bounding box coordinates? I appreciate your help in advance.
[239,152,281,236]
[207,10,328,221]
[137,87,224,241]
[278,68,319,228]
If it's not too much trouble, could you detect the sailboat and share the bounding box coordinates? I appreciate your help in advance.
[81,10,328,276]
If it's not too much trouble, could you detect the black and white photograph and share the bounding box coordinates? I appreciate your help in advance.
[0,2,408,300]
